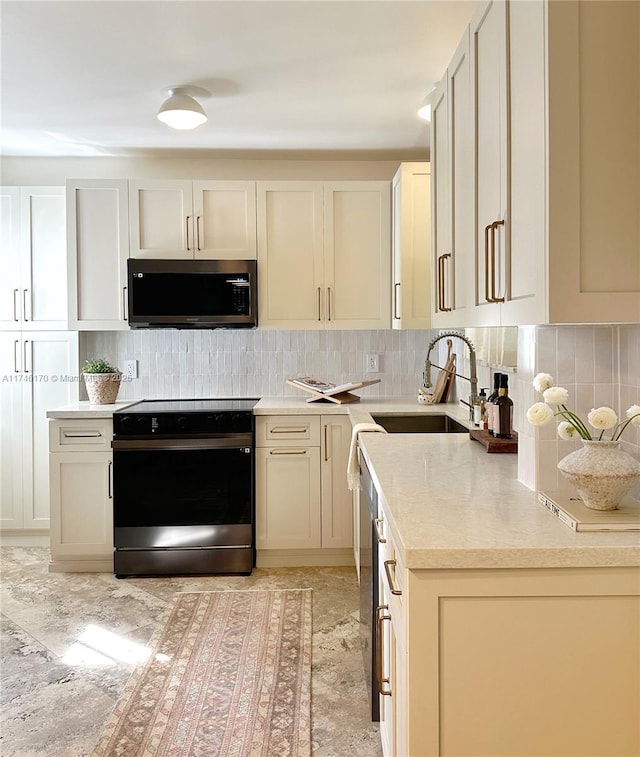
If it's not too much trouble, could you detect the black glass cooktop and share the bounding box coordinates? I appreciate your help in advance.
[115,398,259,414]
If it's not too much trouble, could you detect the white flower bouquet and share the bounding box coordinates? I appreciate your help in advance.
[526,373,640,441]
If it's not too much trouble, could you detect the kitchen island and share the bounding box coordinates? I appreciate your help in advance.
[358,432,640,757]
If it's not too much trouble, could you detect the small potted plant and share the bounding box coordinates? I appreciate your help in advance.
[82,358,122,405]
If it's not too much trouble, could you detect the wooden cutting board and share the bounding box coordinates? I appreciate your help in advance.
[432,339,456,403]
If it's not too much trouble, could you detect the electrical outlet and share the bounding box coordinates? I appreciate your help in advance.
[365,353,379,373]
[124,359,138,380]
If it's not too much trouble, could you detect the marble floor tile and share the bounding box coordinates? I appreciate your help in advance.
[0,547,381,757]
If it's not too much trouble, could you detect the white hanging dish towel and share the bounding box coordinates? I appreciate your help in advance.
[347,422,388,491]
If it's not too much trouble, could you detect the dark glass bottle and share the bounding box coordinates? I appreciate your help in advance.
[487,372,501,436]
[495,373,513,439]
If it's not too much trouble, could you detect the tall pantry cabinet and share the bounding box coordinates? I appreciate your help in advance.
[0,186,78,531]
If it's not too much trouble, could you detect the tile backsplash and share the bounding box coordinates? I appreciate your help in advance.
[82,323,639,497]
[517,324,640,496]
[81,329,436,401]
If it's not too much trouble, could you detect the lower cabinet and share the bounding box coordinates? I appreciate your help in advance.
[377,508,407,757]
[255,414,353,565]
[0,332,79,531]
[375,494,640,756]
[48,418,114,571]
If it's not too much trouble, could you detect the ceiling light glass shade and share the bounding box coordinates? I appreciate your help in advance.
[417,86,436,122]
[417,102,432,121]
[157,87,207,130]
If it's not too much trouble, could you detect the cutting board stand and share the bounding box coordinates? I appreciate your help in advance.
[286,379,381,404]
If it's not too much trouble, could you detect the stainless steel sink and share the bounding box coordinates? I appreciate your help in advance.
[370,414,467,434]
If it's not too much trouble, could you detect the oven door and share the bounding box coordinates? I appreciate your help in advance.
[112,436,254,551]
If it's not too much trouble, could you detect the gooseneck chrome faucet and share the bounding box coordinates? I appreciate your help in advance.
[423,331,478,418]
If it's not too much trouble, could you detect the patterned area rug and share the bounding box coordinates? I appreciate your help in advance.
[91,589,312,757]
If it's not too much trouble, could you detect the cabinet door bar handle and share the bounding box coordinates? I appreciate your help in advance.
[270,427,308,434]
[440,253,452,312]
[269,449,307,455]
[196,216,201,251]
[14,340,20,372]
[63,431,103,438]
[393,282,400,320]
[23,340,29,373]
[374,517,387,544]
[23,289,30,321]
[108,460,113,499]
[324,424,329,461]
[327,287,332,321]
[13,289,19,321]
[186,216,191,251]
[484,223,492,304]
[384,559,402,595]
[490,220,505,303]
[317,287,322,321]
[375,604,392,696]
[122,286,128,321]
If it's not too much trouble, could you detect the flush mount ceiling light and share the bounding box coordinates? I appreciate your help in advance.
[417,87,436,122]
[157,86,209,130]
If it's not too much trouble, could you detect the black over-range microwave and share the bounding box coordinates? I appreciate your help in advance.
[127,258,258,329]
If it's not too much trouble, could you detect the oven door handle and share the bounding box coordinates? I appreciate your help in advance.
[111,437,253,451]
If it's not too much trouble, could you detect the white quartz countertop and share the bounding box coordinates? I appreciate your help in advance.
[359,433,640,571]
[253,396,472,428]
[46,400,143,419]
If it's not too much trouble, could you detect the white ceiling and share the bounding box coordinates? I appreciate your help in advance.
[1,0,477,158]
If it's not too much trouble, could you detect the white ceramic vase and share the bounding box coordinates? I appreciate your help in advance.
[83,372,122,405]
[557,440,640,511]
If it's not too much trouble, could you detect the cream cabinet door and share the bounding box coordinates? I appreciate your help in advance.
[67,179,129,330]
[1,187,67,331]
[193,181,256,259]
[20,332,79,530]
[320,415,352,549]
[323,182,391,329]
[508,0,640,325]
[470,0,508,326]
[49,450,113,561]
[0,332,79,531]
[256,446,321,549]
[19,188,67,330]
[257,182,324,329]
[433,30,474,329]
[0,333,23,529]
[129,179,194,258]
[392,163,431,331]
[0,188,22,330]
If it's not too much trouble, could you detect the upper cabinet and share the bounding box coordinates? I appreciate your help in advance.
[0,187,67,331]
[66,179,130,331]
[129,180,257,260]
[432,0,640,327]
[509,0,640,324]
[431,30,473,329]
[257,181,391,329]
[392,163,431,330]
[470,0,509,326]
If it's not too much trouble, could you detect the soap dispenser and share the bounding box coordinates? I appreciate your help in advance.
[478,388,488,430]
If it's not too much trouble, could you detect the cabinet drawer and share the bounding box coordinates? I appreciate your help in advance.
[49,419,113,451]
[256,416,320,447]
